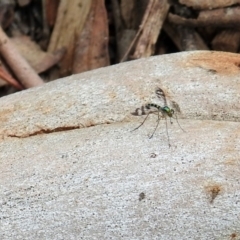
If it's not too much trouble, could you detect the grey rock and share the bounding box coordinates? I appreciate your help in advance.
[0,51,240,239]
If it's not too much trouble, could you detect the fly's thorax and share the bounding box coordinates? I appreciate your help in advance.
[162,106,174,117]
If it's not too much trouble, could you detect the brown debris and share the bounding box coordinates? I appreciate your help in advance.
[165,0,208,52]
[163,21,182,50]
[72,0,109,74]
[11,35,65,74]
[205,184,222,204]
[0,27,44,88]
[47,0,92,76]
[179,0,240,10]
[44,0,60,27]
[132,0,170,59]
[0,3,14,29]
[211,30,240,53]
[0,65,23,89]
[168,7,240,28]
[177,27,208,51]
[0,1,240,96]
[17,0,31,7]
[111,0,126,60]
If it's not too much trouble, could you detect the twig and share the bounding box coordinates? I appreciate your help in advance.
[0,66,23,90]
[0,27,44,88]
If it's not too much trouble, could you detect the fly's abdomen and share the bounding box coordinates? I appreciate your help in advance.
[132,103,162,116]
[146,103,161,111]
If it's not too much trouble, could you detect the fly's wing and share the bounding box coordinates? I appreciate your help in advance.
[171,100,181,113]
[132,87,166,116]
[155,87,167,107]
[156,87,181,113]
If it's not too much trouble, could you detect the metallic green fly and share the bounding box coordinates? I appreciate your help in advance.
[131,87,185,147]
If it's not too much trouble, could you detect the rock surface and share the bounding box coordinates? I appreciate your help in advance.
[0,51,240,239]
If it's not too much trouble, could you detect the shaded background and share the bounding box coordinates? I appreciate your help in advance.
[0,0,239,95]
